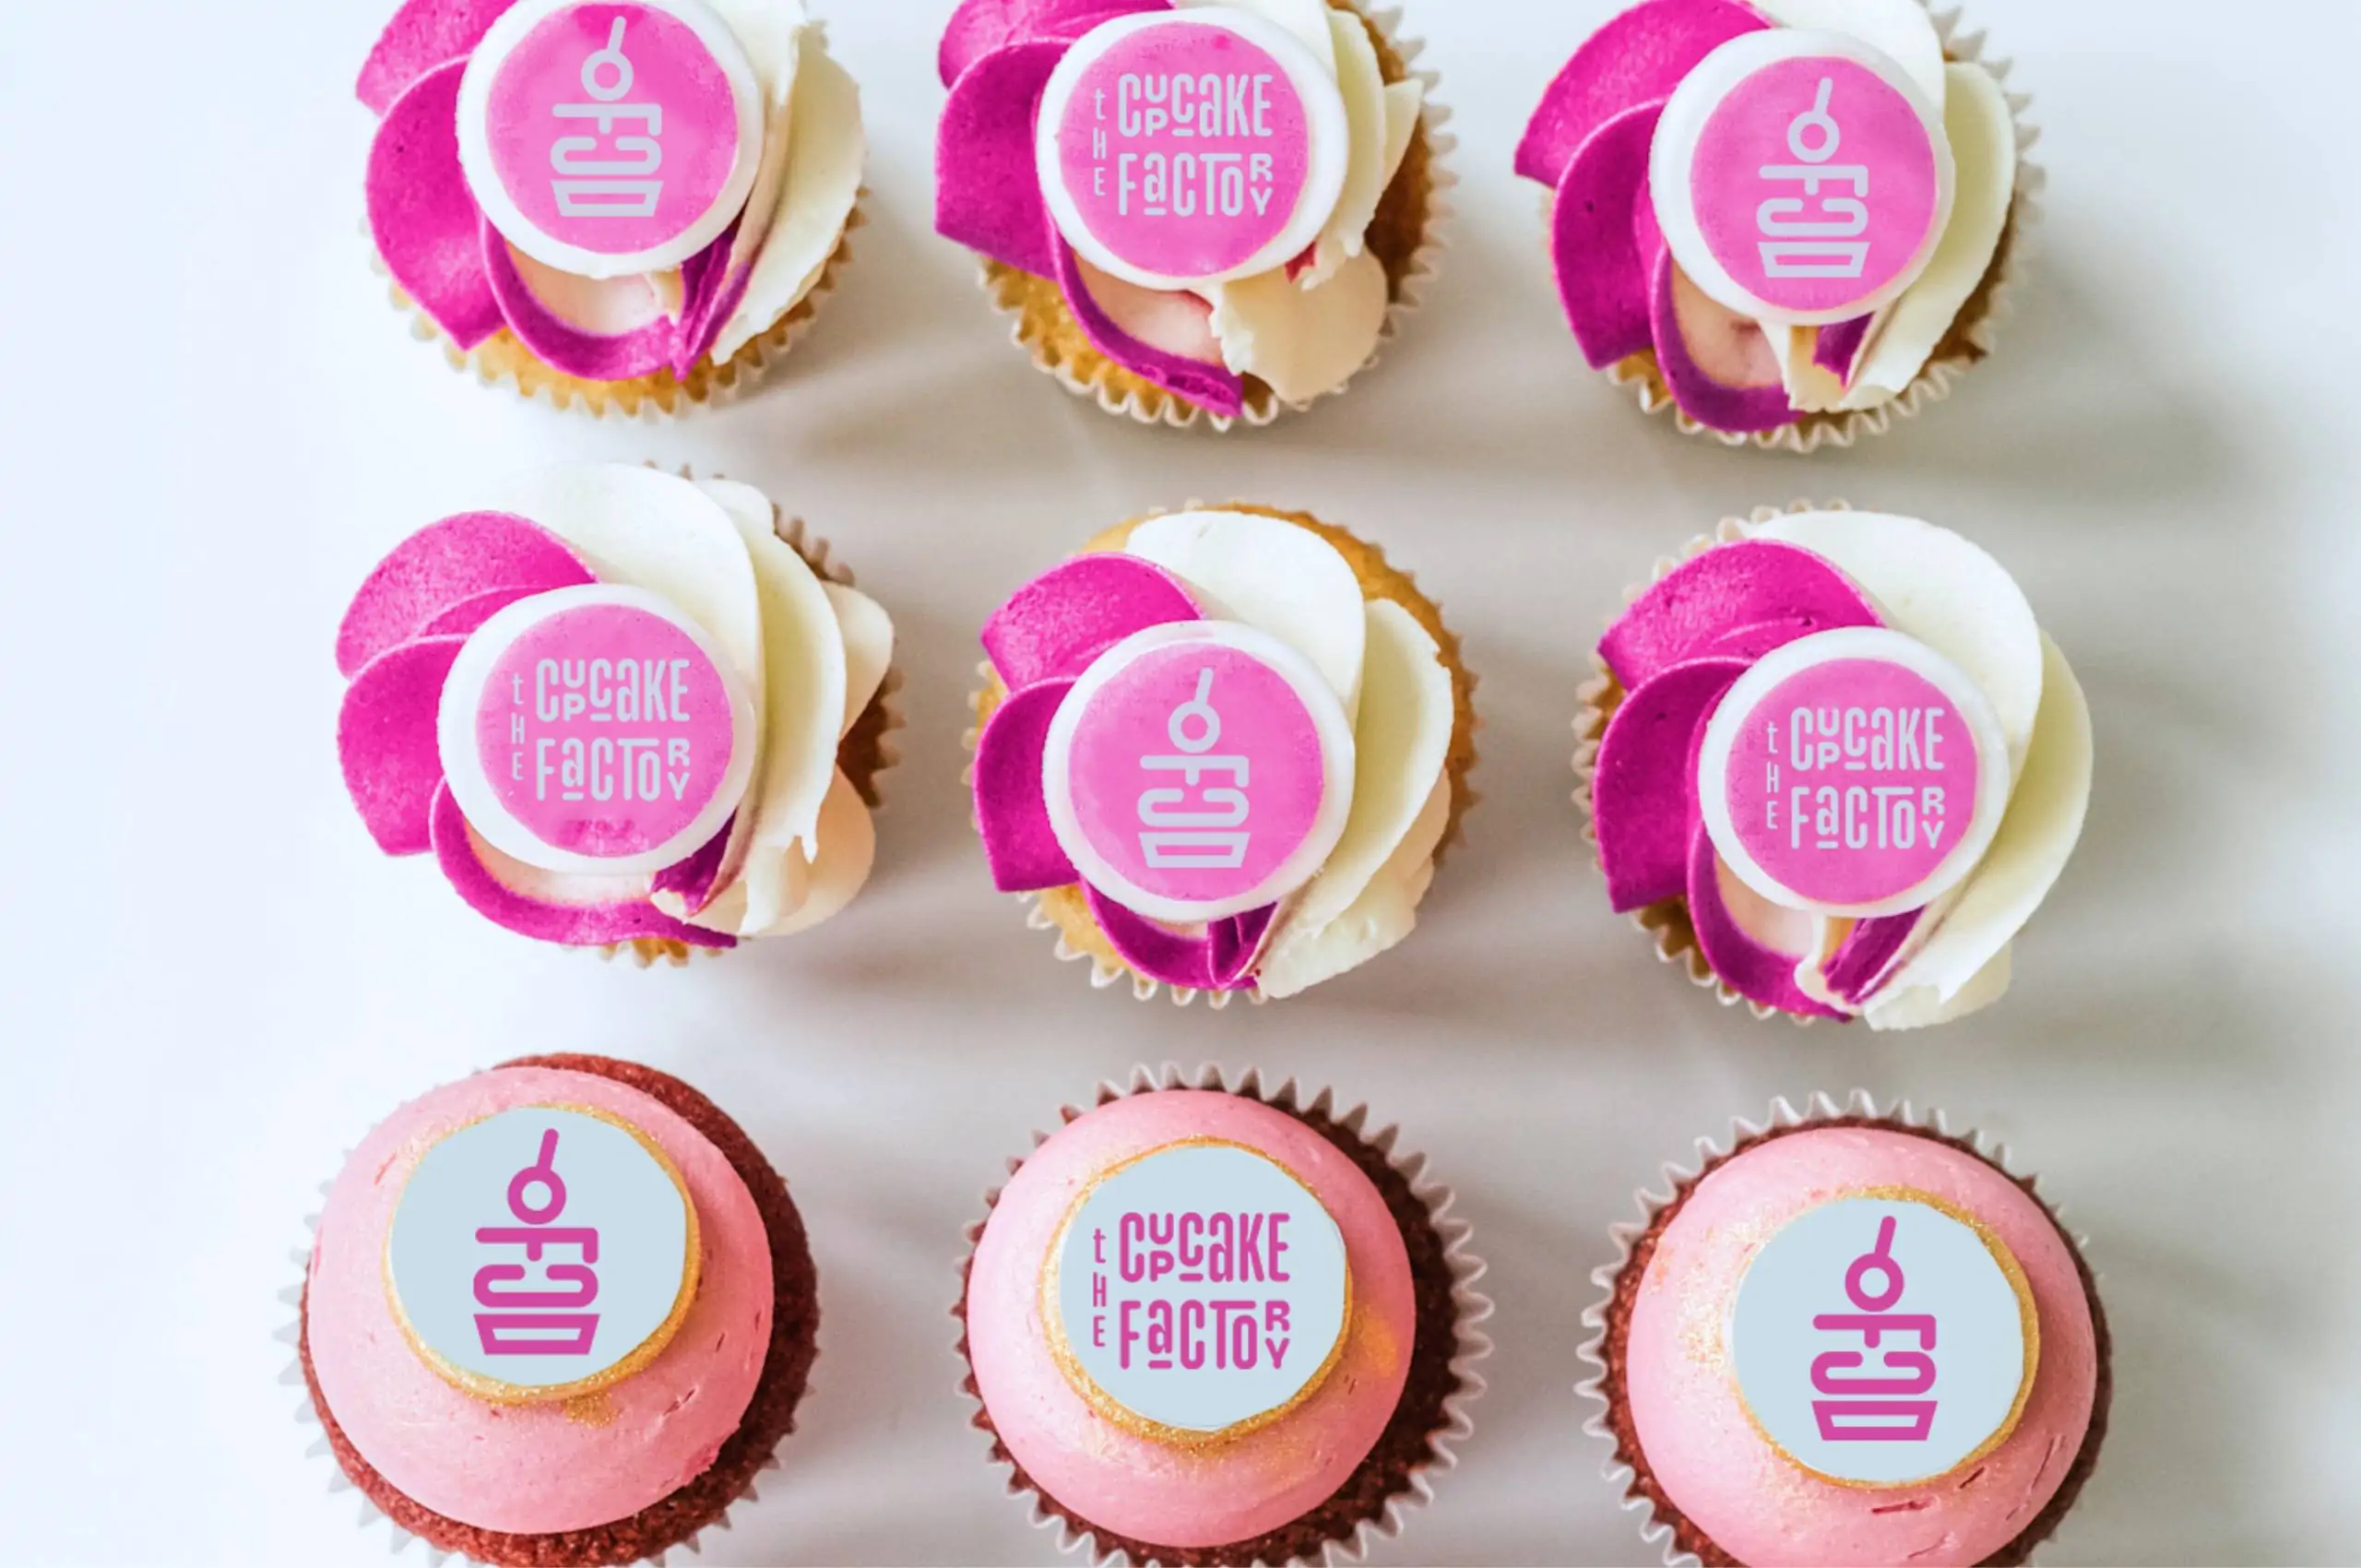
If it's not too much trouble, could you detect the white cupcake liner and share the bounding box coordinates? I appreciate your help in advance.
[979,0,1454,432]
[1572,498,1851,1025]
[1585,1,2043,453]
[1574,1089,2105,1568]
[370,197,863,422]
[599,477,905,969]
[955,1063,1493,1566]
[280,1182,784,1567]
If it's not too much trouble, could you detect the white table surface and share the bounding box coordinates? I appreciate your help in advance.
[3,0,2356,1562]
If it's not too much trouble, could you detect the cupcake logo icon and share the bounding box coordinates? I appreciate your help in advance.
[550,18,666,220]
[1755,77,1871,281]
[1137,669,1253,871]
[1730,1193,2036,1486]
[472,1127,604,1357]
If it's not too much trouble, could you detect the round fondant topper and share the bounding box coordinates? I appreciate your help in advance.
[1044,1139,1350,1443]
[457,0,763,279]
[1035,10,1350,291]
[1042,621,1356,925]
[438,584,757,877]
[1729,1191,2037,1487]
[386,1105,700,1402]
[1650,30,1954,326]
[1697,626,2010,919]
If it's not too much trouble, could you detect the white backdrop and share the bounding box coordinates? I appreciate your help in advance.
[2,0,2357,1562]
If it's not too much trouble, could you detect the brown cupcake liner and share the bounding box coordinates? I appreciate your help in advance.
[965,504,1480,1004]
[1571,499,1845,1026]
[979,0,1453,431]
[374,199,862,421]
[1577,1090,2112,1568]
[954,1063,1491,1566]
[1554,5,2042,453]
[282,1053,821,1568]
[607,479,905,969]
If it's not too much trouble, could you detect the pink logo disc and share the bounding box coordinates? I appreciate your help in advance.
[470,599,738,861]
[1050,629,1343,921]
[477,2,744,260]
[1718,655,1977,909]
[1689,54,1941,317]
[1047,17,1316,282]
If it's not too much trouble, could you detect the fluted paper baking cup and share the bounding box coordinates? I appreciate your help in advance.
[955,1063,1492,1566]
[1575,1090,2112,1568]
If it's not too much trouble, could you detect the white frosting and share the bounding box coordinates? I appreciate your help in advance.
[1257,771,1448,999]
[1299,8,1388,289]
[1744,509,2045,779]
[698,0,806,296]
[1124,509,1368,722]
[1747,0,1947,113]
[1179,0,1336,77]
[1207,250,1390,404]
[504,247,677,334]
[1839,61,2016,410]
[710,31,865,362]
[475,466,886,939]
[1867,940,2011,1030]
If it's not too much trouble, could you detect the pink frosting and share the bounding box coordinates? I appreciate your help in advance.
[1550,101,1665,369]
[980,554,1201,691]
[1599,539,1879,690]
[966,1090,1417,1550]
[1593,655,1745,911]
[357,0,515,115]
[1514,0,1764,186]
[1622,1127,2099,1567]
[306,1066,774,1536]
[367,60,504,350]
[974,680,1080,892]
[1085,886,1274,991]
[938,0,1165,88]
[339,635,468,857]
[1685,820,1845,1019]
[336,510,592,678]
[429,784,735,949]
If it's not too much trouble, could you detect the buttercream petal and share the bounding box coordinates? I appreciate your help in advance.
[648,818,736,916]
[939,0,1165,88]
[1549,100,1665,368]
[935,41,1066,279]
[974,680,1079,892]
[336,510,591,677]
[710,41,867,363]
[1254,772,1447,1000]
[1653,250,1797,434]
[1593,657,1747,912]
[1821,909,1924,1004]
[431,785,734,949]
[1078,260,1227,363]
[367,62,503,350]
[481,220,677,382]
[416,585,549,640]
[1749,0,1946,112]
[338,636,465,857]
[1177,0,1332,75]
[1689,825,1846,1019]
[1813,313,1876,384]
[1205,249,1387,405]
[1298,6,1391,287]
[1054,235,1246,415]
[1599,539,1881,690]
[357,0,514,115]
[1515,0,1764,186]
[981,555,1200,689]
[823,582,895,738]
[1086,885,1273,992]
[737,769,877,937]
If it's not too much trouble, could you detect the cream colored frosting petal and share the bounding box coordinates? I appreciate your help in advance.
[748,769,876,937]
[1265,598,1453,954]
[1749,0,1946,113]
[1298,9,1389,289]
[1122,509,1368,722]
[1865,634,2093,1019]
[1867,943,2012,1030]
[1768,322,1848,414]
[700,0,804,286]
[1206,249,1389,408]
[1743,509,2046,780]
[1256,773,1448,1000]
[823,581,893,739]
[1177,0,1335,77]
[711,37,864,364]
[1840,62,2017,410]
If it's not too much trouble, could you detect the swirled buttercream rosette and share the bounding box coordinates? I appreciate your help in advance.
[1573,502,2092,1028]
[936,0,1452,429]
[360,0,866,416]
[336,465,899,966]
[955,1063,1489,1565]
[967,505,1477,1003]
[1517,0,2040,452]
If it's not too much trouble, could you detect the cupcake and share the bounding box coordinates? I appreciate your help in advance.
[360,0,864,415]
[293,1054,820,1565]
[968,505,1477,1002]
[957,1065,1488,1563]
[1586,1095,2110,1566]
[934,0,1447,427]
[336,464,898,965]
[1516,0,2033,449]
[1576,504,2092,1028]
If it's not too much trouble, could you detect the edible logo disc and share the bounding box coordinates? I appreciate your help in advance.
[1729,1191,2036,1486]
[386,1105,698,1401]
[437,584,756,878]
[457,0,763,278]
[1652,30,1954,326]
[1042,621,1355,925]
[1036,11,1348,291]
[1044,1140,1350,1442]
[1697,626,2010,919]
